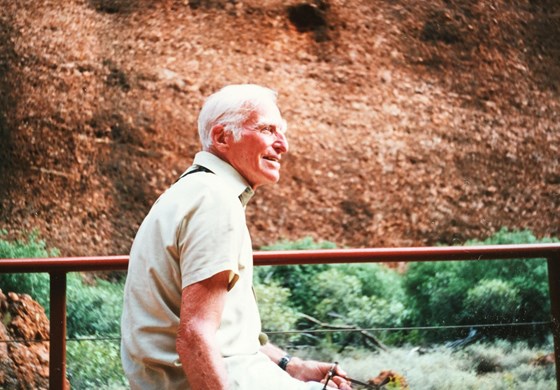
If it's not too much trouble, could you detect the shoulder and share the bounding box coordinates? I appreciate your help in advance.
[156,173,241,216]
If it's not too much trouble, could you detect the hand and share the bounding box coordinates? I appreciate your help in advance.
[320,362,352,390]
[287,358,352,389]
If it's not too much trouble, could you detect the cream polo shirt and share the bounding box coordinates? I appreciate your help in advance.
[121,151,263,389]
[121,152,318,390]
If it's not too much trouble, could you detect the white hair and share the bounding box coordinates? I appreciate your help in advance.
[197,84,283,149]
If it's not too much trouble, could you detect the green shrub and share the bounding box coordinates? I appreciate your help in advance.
[403,228,557,340]
[303,266,407,347]
[303,266,406,326]
[464,228,557,246]
[304,267,363,327]
[0,229,59,259]
[463,279,520,323]
[338,263,405,302]
[0,230,58,311]
[66,274,124,338]
[255,280,300,345]
[67,339,127,389]
[258,237,409,347]
[256,237,336,314]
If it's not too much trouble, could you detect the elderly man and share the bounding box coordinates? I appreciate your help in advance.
[121,84,351,389]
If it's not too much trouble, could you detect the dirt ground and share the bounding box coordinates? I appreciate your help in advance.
[0,0,559,256]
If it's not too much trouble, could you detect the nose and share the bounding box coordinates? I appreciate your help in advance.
[274,131,289,154]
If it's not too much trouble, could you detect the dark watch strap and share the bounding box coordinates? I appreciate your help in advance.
[278,354,292,371]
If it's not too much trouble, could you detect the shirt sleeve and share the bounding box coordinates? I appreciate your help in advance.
[176,184,246,290]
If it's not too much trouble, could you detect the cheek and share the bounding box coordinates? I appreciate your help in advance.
[241,151,262,173]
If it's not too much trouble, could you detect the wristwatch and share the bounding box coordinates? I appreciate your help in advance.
[278,354,292,371]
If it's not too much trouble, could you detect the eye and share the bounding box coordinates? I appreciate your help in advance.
[260,126,274,135]
[257,125,276,136]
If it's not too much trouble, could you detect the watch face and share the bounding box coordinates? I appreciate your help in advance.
[279,355,292,370]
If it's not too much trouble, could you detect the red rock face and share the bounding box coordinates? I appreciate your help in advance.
[0,290,50,389]
[0,1,558,257]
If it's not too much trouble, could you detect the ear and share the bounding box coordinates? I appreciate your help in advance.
[210,124,231,152]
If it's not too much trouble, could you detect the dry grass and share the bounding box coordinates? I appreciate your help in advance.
[293,340,556,389]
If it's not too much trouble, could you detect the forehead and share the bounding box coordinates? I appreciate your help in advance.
[253,100,287,132]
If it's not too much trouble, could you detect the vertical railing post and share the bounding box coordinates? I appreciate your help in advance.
[547,256,560,390]
[49,272,67,390]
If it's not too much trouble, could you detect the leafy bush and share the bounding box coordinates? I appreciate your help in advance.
[463,279,520,323]
[67,339,127,389]
[403,228,557,340]
[306,267,363,321]
[305,266,406,327]
[255,280,300,345]
[0,229,59,259]
[338,262,405,302]
[64,274,125,388]
[257,237,408,347]
[0,230,124,338]
[301,265,407,347]
[0,230,58,312]
[256,236,336,314]
[66,274,124,338]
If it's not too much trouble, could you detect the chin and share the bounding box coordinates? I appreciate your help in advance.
[254,174,280,188]
[267,173,281,184]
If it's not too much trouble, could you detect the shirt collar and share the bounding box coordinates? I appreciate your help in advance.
[191,151,255,206]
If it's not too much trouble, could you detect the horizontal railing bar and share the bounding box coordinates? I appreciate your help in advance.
[0,255,129,273]
[254,243,560,266]
[0,244,558,272]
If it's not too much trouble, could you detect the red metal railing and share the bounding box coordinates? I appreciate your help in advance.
[1,243,559,389]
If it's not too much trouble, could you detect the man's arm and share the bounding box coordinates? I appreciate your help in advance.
[176,270,231,390]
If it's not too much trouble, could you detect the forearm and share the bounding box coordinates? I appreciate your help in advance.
[177,327,229,390]
[259,342,288,365]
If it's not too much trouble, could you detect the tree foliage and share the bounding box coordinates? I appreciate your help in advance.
[402,228,557,340]
[256,236,408,346]
[0,230,57,311]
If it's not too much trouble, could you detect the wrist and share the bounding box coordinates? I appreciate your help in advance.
[284,356,304,378]
[278,354,292,371]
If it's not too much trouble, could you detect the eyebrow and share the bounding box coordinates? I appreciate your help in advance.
[256,120,288,134]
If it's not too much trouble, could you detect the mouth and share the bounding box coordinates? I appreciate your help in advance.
[262,155,282,170]
[263,155,280,163]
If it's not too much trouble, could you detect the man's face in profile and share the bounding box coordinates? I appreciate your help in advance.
[224,101,289,189]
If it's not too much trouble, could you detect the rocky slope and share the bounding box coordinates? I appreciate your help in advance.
[0,291,49,389]
[0,0,559,256]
